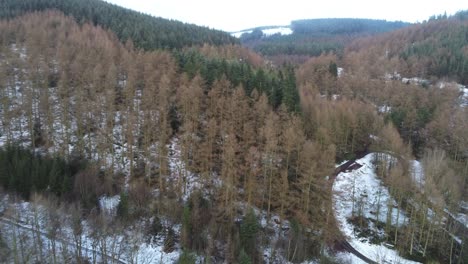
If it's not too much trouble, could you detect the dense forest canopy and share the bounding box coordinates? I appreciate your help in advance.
[0,0,239,50]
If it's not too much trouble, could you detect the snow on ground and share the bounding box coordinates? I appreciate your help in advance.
[461,201,468,211]
[168,138,201,201]
[231,30,253,38]
[378,105,392,114]
[99,195,120,216]
[455,213,468,229]
[337,67,344,77]
[262,27,293,36]
[231,26,293,38]
[134,243,180,264]
[410,160,424,190]
[333,153,420,264]
[435,81,467,107]
[460,85,468,107]
[168,137,221,201]
[0,194,183,264]
[335,251,366,264]
[410,159,468,231]
[336,159,349,168]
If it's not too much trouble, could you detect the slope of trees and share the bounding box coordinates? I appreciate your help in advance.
[291,18,409,35]
[175,49,300,111]
[239,19,410,60]
[346,11,468,84]
[0,0,238,50]
[0,11,336,262]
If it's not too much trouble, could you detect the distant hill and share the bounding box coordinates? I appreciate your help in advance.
[0,0,238,50]
[234,19,411,61]
[345,10,468,84]
[291,18,408,35]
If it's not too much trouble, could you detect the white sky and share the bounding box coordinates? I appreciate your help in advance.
[104,0,467,32]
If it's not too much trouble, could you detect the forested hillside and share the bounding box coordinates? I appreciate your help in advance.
[0,4,466,264]
[0,11,335,263]
[239,18,410,63]
[0,0,238,50]
[345,11,468,84]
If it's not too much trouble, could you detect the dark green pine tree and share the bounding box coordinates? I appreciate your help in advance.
[240,208,259,257]
[281,65,300,113]
[238,248,252,264]
[182,205,192,249]
[117,192,129,220]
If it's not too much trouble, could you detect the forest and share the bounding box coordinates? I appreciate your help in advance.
[0,0,238,50]
[0,1,466,264]
[239,19,410,62]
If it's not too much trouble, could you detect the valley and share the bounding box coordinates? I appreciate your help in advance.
[0,1,467,263]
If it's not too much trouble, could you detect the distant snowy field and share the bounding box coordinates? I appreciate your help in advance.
[231,26,293,38]
[262,27,293,36]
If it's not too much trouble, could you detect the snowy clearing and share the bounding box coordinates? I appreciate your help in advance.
[333,153,420,264]
[0,194,182,264]
[262,27,293,36]
[231,26,293,38]
[231,30,253,38]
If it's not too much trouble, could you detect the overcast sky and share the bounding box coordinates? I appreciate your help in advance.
[104,0,467,32]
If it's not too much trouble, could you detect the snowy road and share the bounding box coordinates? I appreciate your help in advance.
[332,153,421,264]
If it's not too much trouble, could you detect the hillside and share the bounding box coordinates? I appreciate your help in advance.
[0,5,467,264]
[0,0,238,50]
[235,18,410,63]
[344,12,468,84]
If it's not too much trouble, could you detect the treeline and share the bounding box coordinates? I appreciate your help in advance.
[0,0,238,50]
[0,145,76,199]
[175,49,300,111]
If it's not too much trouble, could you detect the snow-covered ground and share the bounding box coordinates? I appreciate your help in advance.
[378,105,392,114]
[0,194,182,264]
[333,153,420,264]
[99,195,121,216]
[337,67,344,77]
[335,251,367,264]
[167,138,221,202]
[410,159,468,230]
[459,85,468,107]
[231,26,293,38]
[435,81,467,107]
[410,160,424,190]
[262,27,293,36]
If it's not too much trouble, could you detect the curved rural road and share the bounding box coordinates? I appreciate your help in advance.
[331,155,377,264]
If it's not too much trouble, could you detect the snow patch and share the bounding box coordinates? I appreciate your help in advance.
[231,30,253,38]
[378,105,392,114]
[231,26,293,38]
[335,251,366,264]
[410,160,425,189]
[99,195,120,216]
[262,27,293,36]
[337,67,344,77]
